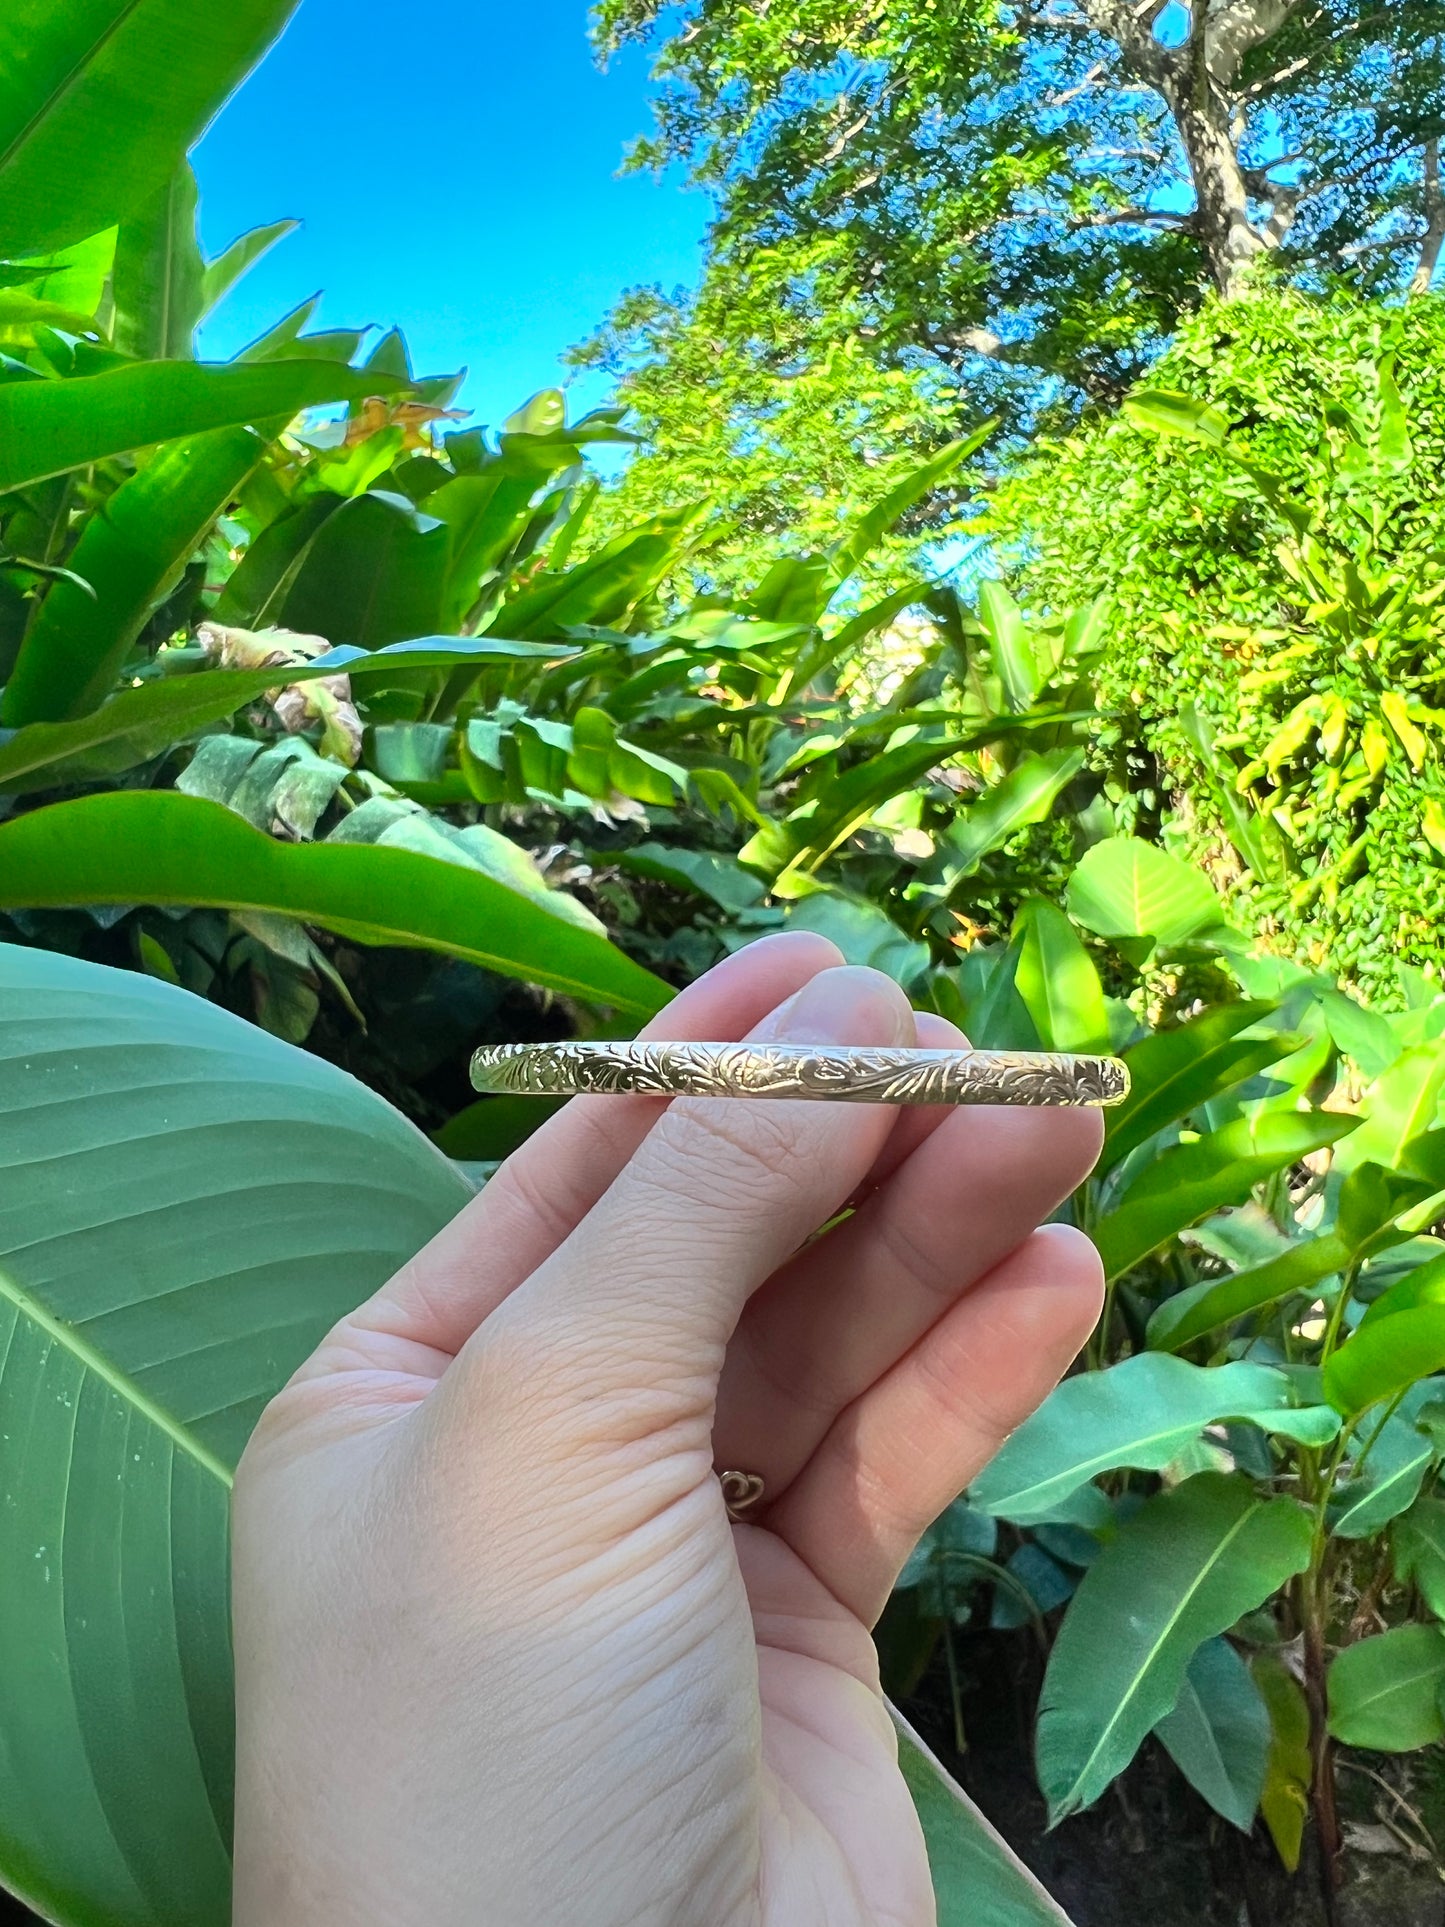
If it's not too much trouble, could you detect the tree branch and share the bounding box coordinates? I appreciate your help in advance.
[1076,0,1178,92]
[1202,0,1305,88]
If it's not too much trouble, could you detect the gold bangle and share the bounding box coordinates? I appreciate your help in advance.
[469,1041,1128,1108]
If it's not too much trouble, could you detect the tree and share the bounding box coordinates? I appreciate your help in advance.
[578,0,1445,550]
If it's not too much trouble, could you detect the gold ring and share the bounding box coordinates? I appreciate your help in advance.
[719,1470,766,1521]
[470,1041,1128,1108]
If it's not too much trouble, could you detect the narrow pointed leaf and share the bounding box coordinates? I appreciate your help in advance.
[1,426,267,726]
[200,220,299,318]
[1012,898,1109,1053]
[1324,1306,1445,1417]
[1146,1235,1348,1352]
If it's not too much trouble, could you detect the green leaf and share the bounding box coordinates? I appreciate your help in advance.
[1324,1306,1445,1417]
[493,506,702,637]
[0,358,405,493]
[970,1355,1337,1525]
[0,941,470,1923]
[614,843,767,914]
[1334,1046,1445,1175]
[199,219,299,319]
[0,0,300,257]
[1036,1476,1310,1822]
[0,638,574,792]
[1328,1625,1445,1751]
[940,749,1085,882]
[111,163,204,361]
[1253,1652,1311,1873]
[1330,1382,1443,1538]
[0,426,267,726]
[1391,1495,1445,1617]
[831,430,987,584]
[1066,837,1229,948]
[1094,1111,1357,1282]
[0,792,668,1017]
[977,580,1041,711]
[785,893,932,988]
[1360,1254,1445,1331]
[1103,1001,1287,1170]
[1011,898,1109,1053]
[892,1707,1073,1926]
[1123,390,1231,448]
[278,492,449,648]
[1146,1235,1348,1352]
[1153,1638,1270,1832]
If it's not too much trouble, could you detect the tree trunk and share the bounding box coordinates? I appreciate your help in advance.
[1174,95,1266,297]
[1411,140,1444,296]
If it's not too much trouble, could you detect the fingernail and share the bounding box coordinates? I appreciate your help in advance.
[766,965,914,1047]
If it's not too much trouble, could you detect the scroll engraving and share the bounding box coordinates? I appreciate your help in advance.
[469,1042,1129,1108]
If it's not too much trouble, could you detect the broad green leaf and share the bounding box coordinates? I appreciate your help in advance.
[0,792,668,1017]
[1253,1653,1311,1873]
[1146,1234,1348,1352]
[1094,1111,1356,1282]
[0,0,299,257]
[1123,390,1230,447]
[1334,1046,1445,1175]
[1360,1254,1445,1330]
[1036,1476,1310,1821]
[785,893,932,988]
[1066,837,1228,948]
[970,1355,1337,1525]
[199,219,299,319]
[1330,1381,1444,1538]
[112,163,204,361]
[0,358,405,493]
[891,1708,1073,1926]
[1315,986,1403,1080]
[1327,1625,1445,1751]
[1392,1495,1445,1617]
[1103,1001,1287,1170]
[941,749,1085,882]
[12,229,116,317]
[1011,898,1109,1053]
[278,492,449,649]
[615,843,768,914]
[753,731,982,879]
[1324,1306,1445,1417]
[1153,1638,1269,1832]
[0,942,470,1923]
[1,426,267,726]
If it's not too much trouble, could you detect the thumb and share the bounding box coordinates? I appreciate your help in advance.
[459,964,914,1416]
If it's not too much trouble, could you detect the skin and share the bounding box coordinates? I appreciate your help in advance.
[232,933,1104,1927]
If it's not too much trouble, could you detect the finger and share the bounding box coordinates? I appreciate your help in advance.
[464,966,917,1421]
[845,1011,964,1197]
[710,1091,1103,1493]
[316,931,846,1373]
[765,1224,1104,1624]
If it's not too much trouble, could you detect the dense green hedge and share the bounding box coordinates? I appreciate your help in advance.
[993,286,1445,997]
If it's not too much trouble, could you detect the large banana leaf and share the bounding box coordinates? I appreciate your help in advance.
[0,792,668,1017]
[0,0,299,257]
[111,164,205,362]
[1036,1476,1311,1822]
[0,359,404,494]
[0,943,471,1922]
[0,946,1071,1924]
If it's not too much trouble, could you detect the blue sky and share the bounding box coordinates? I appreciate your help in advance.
[193,0,707,431]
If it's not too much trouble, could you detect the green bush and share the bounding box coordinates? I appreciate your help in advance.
[992,287,1445,998]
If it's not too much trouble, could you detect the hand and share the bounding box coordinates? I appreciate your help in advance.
[232,933,1104,1927]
